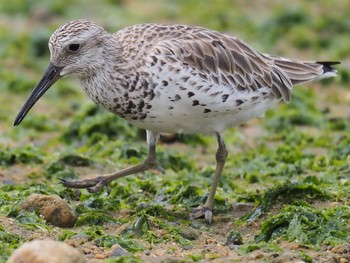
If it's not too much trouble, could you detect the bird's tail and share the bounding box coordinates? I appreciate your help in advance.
[317,61,340,78]
[267,55,340,86]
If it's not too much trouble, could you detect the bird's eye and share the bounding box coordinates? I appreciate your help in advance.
[67,43,80,52]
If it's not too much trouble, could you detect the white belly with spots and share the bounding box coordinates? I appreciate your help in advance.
[128,84,280,134]
[124,60,282,134]
[82,61,281,135]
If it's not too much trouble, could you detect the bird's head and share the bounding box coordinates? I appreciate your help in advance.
[14,20,109,126]
[49,20,108,77]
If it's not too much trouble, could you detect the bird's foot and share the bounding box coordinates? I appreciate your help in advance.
[190,206,213,224]
[60,176,111,194]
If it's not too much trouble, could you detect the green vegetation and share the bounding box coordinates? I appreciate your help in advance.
[255,205,350,247]
[0,0,349,262]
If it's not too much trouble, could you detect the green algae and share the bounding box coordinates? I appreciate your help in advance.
[57,154,93,167]
[264,87,325,132]
[59,225,146,253]
[45,161,78,180]
[62,103,138,143]
[15,211,50,230]
[0,225,24,262]
[226,231,243,246]
[255,205,350,247]
[105,256,143,263]
[74,211,117,226]
[239,241,282,254]
[0,145,43,166]
[241,181,332,221]
[44,154,93,180]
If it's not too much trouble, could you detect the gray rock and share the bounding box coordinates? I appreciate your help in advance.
[109,244,131,257]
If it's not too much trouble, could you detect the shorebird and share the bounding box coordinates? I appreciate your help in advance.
[14,20,339,223]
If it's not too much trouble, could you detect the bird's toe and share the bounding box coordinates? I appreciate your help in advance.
[190,206,213,224]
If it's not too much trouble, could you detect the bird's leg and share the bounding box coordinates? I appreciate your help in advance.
[191,132,228,224]
[61,130,159,193]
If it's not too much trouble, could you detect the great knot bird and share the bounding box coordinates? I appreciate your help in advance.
[14,20,339,223]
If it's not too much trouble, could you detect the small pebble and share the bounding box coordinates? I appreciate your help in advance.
[178,226,200,240]
[2,179,17,185]
[182,245,194,250]
[109,244,131,257]
[20,194,77,227]
[284,242,300,250]
[70,233,91,240]
[67,233,91,247]
[95,253,107,259]
[7,240,85,263]
[254,252,265,259]
[231,202,255,213]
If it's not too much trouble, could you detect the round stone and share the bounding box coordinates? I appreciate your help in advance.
[7,240,85,263]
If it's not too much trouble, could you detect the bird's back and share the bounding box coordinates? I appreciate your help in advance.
[83,23,338,134]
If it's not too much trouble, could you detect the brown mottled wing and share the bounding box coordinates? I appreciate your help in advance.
[153,29,292,102]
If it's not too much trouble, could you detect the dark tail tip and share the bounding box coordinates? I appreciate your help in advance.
[317,61,341,74]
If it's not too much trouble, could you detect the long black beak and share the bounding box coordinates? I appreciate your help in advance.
[14,63,63,126]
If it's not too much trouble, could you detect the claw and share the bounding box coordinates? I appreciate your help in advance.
[190,206,213,224]
[204,210,213,224]
[59,177,104,189]
[60,175,112,196]
[87,180,105,193]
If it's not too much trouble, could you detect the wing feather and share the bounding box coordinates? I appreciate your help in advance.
[149,26,293,102]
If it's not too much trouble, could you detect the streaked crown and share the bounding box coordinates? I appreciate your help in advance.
[48,20,109,77]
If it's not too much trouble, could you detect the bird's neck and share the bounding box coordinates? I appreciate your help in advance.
[78,62,144,118]
[78,36,152,119]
